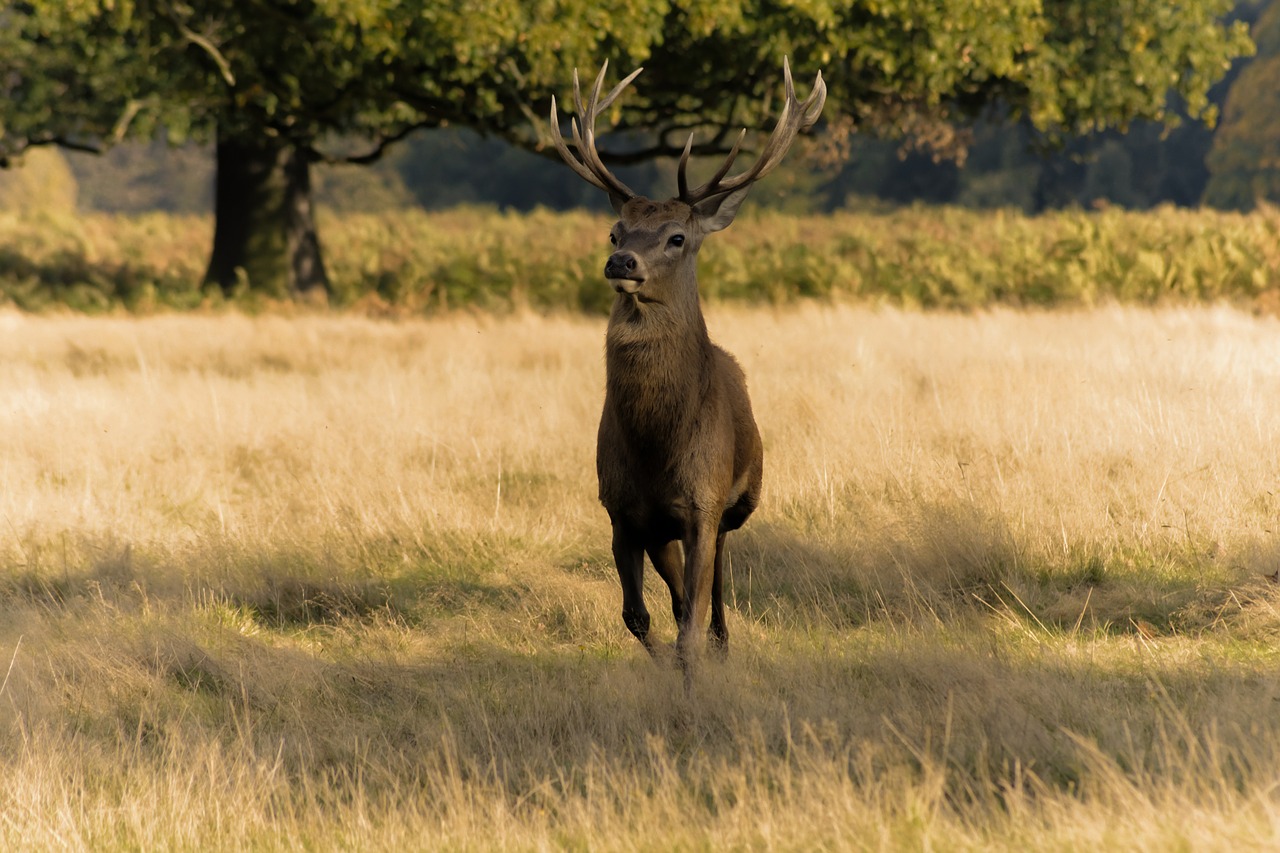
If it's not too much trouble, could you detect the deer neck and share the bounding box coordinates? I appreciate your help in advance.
[603,271,712,438]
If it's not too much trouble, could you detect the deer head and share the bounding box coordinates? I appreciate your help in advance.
[550,59,826,300]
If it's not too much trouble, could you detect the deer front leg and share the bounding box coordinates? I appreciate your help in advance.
[612,525,654,654]
[676,511,719,681]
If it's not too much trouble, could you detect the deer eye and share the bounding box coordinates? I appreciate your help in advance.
[667,234,686,248]
[609,233,617,246]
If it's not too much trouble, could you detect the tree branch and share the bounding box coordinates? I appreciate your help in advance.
[111,99,144,143]
[309,122,440,166]
[0,135,105,168]
[176,21,236,88]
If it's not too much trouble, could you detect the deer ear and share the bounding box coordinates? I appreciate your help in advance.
[607,191,629,214]
[691,184,752,233]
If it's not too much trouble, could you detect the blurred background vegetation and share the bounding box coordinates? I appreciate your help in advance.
[2,204,1276,315]
[0,0,1276,307]
[16,0,1276,219]
[0,0,1269,219]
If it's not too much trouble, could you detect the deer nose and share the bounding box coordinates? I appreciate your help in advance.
[604,251,639,280]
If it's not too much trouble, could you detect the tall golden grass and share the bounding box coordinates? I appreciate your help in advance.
[2,304,1280,848]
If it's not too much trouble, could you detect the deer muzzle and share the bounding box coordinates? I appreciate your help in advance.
[605,251,644,293]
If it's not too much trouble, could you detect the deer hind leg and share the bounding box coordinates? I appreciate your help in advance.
[612,525,654,654]
[645,539,685,627]
[708,531,729,658]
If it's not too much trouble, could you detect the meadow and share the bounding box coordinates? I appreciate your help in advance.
[2,299,1280,848]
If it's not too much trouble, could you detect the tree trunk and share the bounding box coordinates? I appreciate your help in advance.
[204,130,329,297]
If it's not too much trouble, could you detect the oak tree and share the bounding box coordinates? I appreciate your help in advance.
[1205,1,1280,209]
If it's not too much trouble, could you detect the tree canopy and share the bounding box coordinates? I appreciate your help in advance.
[0,1,1253,294]
[1205,1,1280,208]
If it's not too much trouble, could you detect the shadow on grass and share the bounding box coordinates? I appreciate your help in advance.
[5,504,1273,644]
[725,504,1277,641]
[6,520,1280,810]
[19,611,1280,813]
[10,478,1280,645]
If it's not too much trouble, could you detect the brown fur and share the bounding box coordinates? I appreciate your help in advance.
[598,195,763,680]
[548,60,824,684]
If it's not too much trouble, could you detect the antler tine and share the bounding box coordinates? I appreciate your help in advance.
[803,70,827,126]
[550,95,610,193]
[701,128,747,190]
[578,64,608,175]
[570,67,599,169]
[681,58,827,205]
[681,127,746,201]
[599,67,645,112]
[677,132,694,200]
[548,62,640,203]
[579,63,606,131]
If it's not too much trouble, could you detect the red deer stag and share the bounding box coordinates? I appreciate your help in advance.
[549,59,826,681]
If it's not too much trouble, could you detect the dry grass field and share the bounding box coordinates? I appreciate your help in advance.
[3,303,1280,848]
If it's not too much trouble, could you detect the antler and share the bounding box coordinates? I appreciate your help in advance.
[678,57,827,205]
[549,61,642,204]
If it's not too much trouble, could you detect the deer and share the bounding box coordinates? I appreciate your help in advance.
[549,59,826,684]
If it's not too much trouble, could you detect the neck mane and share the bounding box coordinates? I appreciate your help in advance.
[604,273,712,445]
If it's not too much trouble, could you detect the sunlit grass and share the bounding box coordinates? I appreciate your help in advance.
[3,304,1280,848]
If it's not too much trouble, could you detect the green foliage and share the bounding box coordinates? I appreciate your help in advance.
[1,1,1253,163]
[1205,1,1280,209]
[0,0,674,160]
[2,206,1278,314]
[0,212,209,313]
[319,208,616,313]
